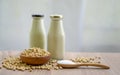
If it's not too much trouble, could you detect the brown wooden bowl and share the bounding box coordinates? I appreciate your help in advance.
[20,54,51,65]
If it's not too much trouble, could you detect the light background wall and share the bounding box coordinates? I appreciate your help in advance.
[82,0,120,52]
[0,0,120,52]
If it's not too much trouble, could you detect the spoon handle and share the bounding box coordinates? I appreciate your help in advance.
[78,63,110,69]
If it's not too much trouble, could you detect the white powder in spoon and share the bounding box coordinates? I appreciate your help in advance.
[57,60,76,64]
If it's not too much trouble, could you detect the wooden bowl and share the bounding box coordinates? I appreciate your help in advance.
[20,54,51,65]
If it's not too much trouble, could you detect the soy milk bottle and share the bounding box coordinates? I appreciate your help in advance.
[30,15,46,49]
[48,15,65,59]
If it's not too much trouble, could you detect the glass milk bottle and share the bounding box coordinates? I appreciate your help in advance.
[30,15,46,49]
[48,15,65,59]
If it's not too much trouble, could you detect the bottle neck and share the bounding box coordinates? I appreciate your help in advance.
[51,19,62,27]
[50,19,64,33]
[32,17,44,30]
[33,17,43,24]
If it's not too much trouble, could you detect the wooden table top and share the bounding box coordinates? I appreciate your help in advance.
[0,51,120,75]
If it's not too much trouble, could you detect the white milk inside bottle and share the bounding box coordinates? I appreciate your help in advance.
[48,15,65,59]
[30,14,46,49]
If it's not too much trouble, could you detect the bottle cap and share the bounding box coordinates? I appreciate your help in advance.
[32,14,44,17]
[50,15,63,19]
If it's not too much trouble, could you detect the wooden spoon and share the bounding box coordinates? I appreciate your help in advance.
[57,60,110,69]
